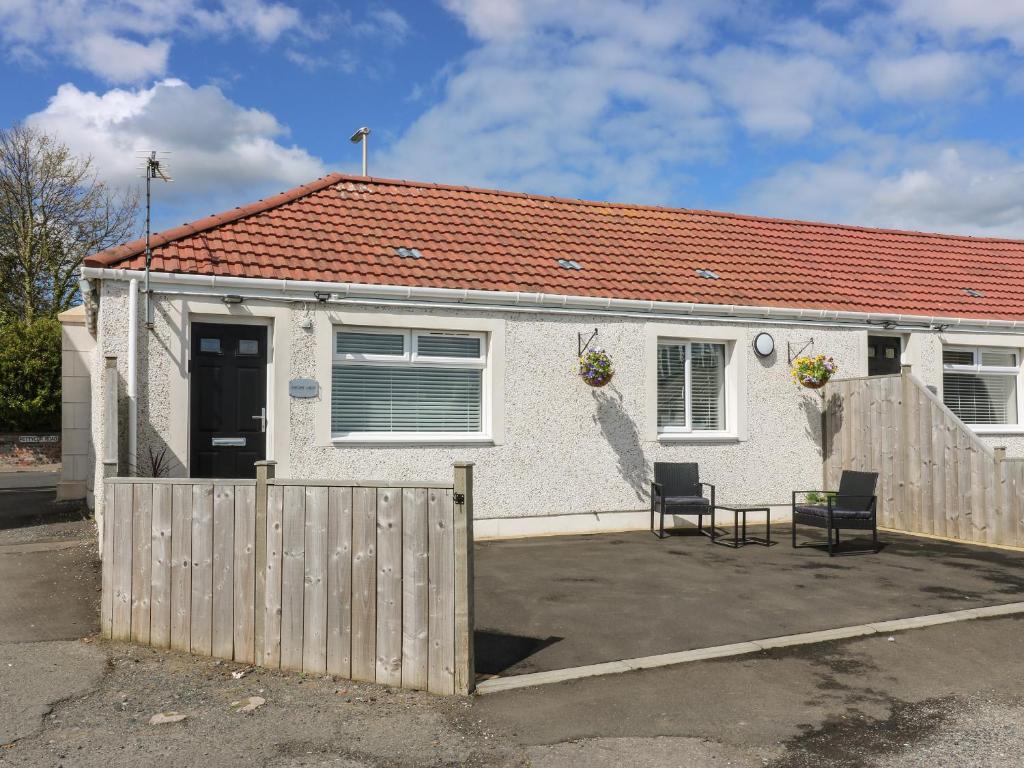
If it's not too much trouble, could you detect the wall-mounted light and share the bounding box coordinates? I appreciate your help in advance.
[222,294,244,305]
[753,332,775,357]
[313,291,331,303]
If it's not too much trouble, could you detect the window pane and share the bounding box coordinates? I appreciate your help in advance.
[336,331,404,356]
[943,372,1017,425]
[417,334,481,358]
[657,344,687,430]
[200,338,221,354]
[980,349,1018,367]
[691,343,726,430]
[942,349,974,366]
[332,366,482,433]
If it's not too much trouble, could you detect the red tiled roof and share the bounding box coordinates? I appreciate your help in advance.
[85,173,1024,321]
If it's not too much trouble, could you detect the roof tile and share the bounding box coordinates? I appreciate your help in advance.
[84,173,1024,321]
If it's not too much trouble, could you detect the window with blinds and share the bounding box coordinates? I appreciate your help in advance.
[332,328,486,437]
[657,341,727,433]
[942,346,1020,426]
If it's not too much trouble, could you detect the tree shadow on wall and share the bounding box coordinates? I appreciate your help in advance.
[591,385,649,501]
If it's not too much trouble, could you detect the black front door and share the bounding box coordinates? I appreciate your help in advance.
[190,322,268,478]
[867,335,901,376]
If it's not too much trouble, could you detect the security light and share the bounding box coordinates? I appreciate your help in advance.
[222,294,244,305]
[752,332,775,357]
[349,127,371,176]
[313,291,331,303]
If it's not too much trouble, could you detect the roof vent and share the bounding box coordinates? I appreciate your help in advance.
[964,288,984,298]
[696,268,720,279]
[557,259,583,270]
[394,247,423,259]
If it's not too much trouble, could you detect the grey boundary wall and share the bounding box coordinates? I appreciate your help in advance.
[99,462,475,695]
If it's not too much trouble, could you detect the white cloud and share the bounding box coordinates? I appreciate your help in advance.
[691,46,862,138]
[352,8,410,43]
[893,0,1024,50]
[868,50,979,101]
[441,0,722,48]
[225,0,302,43]
[25,80,326,214]
[0,0,304,82]
[380,1,730,203]
[740,140,1024,237]
[73,34,172,83]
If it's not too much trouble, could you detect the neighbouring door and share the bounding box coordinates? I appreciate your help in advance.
[867,335,901,376]
[189,322,268,478]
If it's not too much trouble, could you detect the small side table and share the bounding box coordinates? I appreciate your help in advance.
[712,504,774,548]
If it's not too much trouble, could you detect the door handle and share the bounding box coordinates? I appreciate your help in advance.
[252,407,267,433]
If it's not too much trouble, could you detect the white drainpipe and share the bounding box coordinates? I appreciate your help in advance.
[127,278,138,476]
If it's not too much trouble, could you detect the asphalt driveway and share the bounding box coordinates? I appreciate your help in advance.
[0,474,99,643]
[474,528,1024,676]
[4,488,1024,766]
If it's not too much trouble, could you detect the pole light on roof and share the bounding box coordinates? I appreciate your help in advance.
[349,127,371,176]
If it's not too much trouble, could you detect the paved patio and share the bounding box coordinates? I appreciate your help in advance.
[474,527,1024,677]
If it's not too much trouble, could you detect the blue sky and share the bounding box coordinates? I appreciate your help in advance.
[3,0,1024,236]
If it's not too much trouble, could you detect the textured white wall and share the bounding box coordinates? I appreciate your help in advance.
[91,284,1024,526]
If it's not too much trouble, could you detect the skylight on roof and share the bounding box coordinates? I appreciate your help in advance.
[557,259,583,270]
[696,268,720,279]
[394,247,423,259]
[964,288,984,298]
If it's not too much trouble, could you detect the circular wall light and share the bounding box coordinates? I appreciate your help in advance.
[753,332,775,357]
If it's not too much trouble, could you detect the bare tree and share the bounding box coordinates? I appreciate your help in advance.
[0,124,138,321]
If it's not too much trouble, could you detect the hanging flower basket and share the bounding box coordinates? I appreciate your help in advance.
[579,346,614,387]
[791,354,837,389]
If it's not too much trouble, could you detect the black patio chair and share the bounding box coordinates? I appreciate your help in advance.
[650,462,715,539]
[792,470,879,556]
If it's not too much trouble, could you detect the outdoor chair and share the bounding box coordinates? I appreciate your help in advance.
[650,462,715,539]
[792,470,879,556]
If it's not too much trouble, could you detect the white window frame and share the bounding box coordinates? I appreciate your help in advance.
[331,326,490,443]
[656,340,728,435]
[645,325,745,443]
[942,344,1022,431]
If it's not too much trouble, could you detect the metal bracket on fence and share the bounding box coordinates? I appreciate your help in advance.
[453,492,465,505]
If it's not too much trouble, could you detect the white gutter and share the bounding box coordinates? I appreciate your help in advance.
[81,267,1024,334]
[127,278,138,476]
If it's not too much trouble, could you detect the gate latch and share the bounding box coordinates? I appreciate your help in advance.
[453,492,465,505]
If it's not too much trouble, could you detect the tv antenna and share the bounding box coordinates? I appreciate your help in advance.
[350,127,370,176]
[138,151,172,328]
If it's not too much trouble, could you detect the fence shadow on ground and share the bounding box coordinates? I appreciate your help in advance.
[474,630,563,675]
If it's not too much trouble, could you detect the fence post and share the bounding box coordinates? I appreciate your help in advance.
[899,364,914,531]
[254,460,276,666]
[103,356,119,471]
[452,461,475,695]
[995,447,1007,545]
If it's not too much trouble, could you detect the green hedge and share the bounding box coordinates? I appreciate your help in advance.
[0,317,62,432]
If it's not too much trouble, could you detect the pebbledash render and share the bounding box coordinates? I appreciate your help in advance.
[73,173,1024,538]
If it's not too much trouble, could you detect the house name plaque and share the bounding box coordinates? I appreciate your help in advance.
[289,378,319,398]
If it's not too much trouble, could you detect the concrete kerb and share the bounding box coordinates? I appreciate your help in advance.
[474,600,1024,695]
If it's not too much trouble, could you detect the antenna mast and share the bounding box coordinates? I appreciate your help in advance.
[141,151,172,328]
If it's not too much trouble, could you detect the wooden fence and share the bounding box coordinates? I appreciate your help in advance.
[100,462,475,695]
[824,367,1024,547]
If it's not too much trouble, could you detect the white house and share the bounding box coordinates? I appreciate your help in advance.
[69,173,1024,537]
